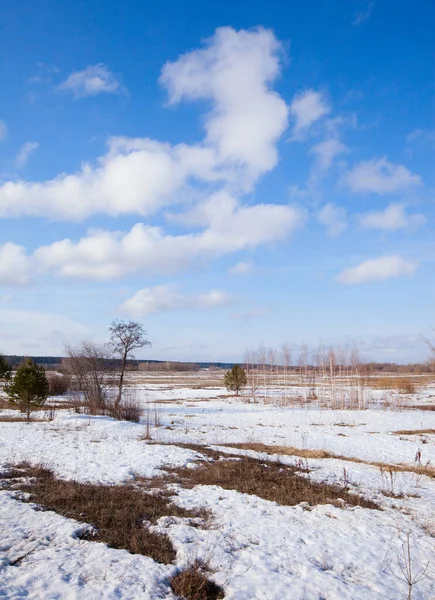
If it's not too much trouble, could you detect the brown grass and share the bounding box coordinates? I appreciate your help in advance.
[408,405,435,411]
[170,562,224,600]
[393,429,435,436]
[226,442,435,479]
[371,376,418,394]
[1,462,207,564]
[0,415,48,422]
[161,444,378,510]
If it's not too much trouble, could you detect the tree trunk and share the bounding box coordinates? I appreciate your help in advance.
[115,353,127,409]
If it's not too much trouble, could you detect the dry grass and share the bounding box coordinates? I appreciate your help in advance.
[408,405,435,411]
[160,444,378,510]
[392,429,435,436]
[170,562,224,600]
[227,442,435,479]
[0,415,47,422]
[1,462,207,564]
[371,376,418,394]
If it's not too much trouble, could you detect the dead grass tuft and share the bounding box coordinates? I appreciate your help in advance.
[170,561,224,600]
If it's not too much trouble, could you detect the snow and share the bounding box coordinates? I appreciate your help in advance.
[1,376,435,599]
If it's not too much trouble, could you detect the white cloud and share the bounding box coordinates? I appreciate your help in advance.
[406,128,435,145]
[318,203,347,237]
[359,203,426,230]
[336,255,418,284]
[15,141,39,168]
[33,198,303,280]
[0,243,32,285]
[160,26,288,183]
[58,64,122,98]
[289,90,330,139]
[310,139,348,171]
[0,28,290,221]
[352,2,374,26]
[121,285,232,316]
[0,121,7,141]
[344,157,421,194]
[228,261,253,275]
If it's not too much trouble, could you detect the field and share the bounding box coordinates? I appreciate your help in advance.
[1,370,435,599]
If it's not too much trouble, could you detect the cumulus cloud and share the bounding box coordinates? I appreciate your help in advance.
[160,26,288,183]
[0,28,290,221]
[15,141,39,168]
[121,285,232,316]
[310,139,348,171]
[359,203,426,230]
[228,261,253,275]
[0,243,32,285]
[344,157,421,194]
[318,203,347,237]
[289,90,330,139]
[336,255,418,284]
[0,121,7,141]
[58,64,123,98]
[33,198,303,280]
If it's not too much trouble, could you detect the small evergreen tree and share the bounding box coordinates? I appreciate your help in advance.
[224,364,247,396]
[0,354,11,380]
[5,359,49,422]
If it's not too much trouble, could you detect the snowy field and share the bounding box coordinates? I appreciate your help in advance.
[1,371,435,599]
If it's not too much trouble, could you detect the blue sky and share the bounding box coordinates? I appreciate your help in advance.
[0,0,434,362]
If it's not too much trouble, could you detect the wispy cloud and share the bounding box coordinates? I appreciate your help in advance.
[318,203,347,237]
[359,203,426,230]
[0,120,7,141]
[336,255,417,284]
[352,2,374,26]
[344,157,421,194]
[228,261,253,275]
[121,285,232,316]
[58,64,123,98]
[289,90,330,139]
[15,141,39,168]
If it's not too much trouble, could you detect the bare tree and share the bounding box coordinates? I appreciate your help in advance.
[109,320,151,409]
[64,342,111,414]
[426,331,435,373]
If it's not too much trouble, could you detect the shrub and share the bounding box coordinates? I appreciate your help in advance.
[47,373,71,396]
[106,394,143,423]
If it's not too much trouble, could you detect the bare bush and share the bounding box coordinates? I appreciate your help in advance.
[47,373,71,396]
[64,342,111,414]
[107,393,143,423]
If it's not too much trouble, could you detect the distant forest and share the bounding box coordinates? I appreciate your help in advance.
[3,355,433,373]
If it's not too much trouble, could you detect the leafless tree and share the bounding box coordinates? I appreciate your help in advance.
[64,342,111,414]
[109,320,151,409]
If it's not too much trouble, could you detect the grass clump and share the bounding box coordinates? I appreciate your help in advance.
[170,561,224,600]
